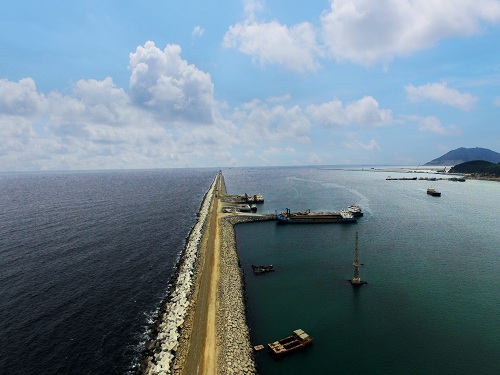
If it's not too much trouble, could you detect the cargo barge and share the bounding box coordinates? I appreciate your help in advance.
[268,329,313,357]
[275,208,357,223]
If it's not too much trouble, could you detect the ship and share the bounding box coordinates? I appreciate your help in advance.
[347,205,363,217]
[268,329,313,357]
[275,208,357,223]
[427,187,441,196]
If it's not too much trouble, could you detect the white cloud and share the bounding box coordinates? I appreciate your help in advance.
[412,115,461,136]
[223,20,321,72]
[192,25,205,37]
[224,0,500,69]
[129,41,216,124]
[244,0,264,21]
[0,78,46,116]
[307,96,393,127]
[321,0,500,65]
[405,82,477,110]
[343,139,380,151]
[231,100,311,144]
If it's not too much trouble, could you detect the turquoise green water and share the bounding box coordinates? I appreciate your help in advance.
[224,167,499,375]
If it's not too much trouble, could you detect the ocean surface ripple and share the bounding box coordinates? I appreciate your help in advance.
[0,169,215,375]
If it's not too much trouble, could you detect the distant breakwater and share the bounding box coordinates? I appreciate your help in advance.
[138,175,218,374]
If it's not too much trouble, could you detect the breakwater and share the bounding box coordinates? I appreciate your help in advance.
[215,215,272,374]
[138,172,272,374]
[139,175,218,374]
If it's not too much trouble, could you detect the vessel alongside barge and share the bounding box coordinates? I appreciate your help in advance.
[275,208,358,223]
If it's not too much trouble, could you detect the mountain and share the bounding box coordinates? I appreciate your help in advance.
[449,160,500,177]
[424,147,500,166]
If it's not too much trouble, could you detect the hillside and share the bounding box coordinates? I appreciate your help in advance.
[424,147,500,166]
[449,160,500,177]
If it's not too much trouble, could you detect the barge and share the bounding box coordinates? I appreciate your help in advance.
[268,329,313,357]
[275,208,357,223]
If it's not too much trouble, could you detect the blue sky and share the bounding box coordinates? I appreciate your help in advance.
[1,0,500,171]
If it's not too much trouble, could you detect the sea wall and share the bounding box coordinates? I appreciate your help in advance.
[139,175,218,374]
[216,215,261,374]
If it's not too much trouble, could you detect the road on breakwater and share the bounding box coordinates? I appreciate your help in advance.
[180,174,223,375]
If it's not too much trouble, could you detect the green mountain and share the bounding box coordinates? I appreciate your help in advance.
[449,160,500,177]
[425,147,500,166]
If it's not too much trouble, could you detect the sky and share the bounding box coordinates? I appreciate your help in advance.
[1,0,500,171]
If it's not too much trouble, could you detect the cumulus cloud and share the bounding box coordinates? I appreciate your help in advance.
[231,99,311,144]
[321,0,500,65]
[129,41,216,124]
[224,1,500,69]
[223,19,321,72]
[0,42,229,170]
[411,115,461,136]
[307,96,393,127]
[0,78,46,116]
[405,82,477,110]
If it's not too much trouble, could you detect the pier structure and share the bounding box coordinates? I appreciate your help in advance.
[350,231,366,286]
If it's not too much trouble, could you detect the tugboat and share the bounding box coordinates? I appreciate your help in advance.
[347,205,363,217]
[427,187,441,196]
[350,231,366,286]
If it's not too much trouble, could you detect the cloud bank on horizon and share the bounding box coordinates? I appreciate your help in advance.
[1,0,499,171]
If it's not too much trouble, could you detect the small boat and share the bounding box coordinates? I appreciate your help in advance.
[268,329,313,357]
[251,265,275,275]
[427,187,441,196]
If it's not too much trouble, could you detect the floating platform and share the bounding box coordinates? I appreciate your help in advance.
[268,329,313,357]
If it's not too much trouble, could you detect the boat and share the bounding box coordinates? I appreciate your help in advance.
[275,208,357,224]
[250,204,257,212]
[251,265,275,275]
[347,205,363,217]
[427,187,441,196]
[268,329,313,357]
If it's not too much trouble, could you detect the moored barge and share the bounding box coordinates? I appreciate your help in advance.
[268,329,313,357]
[275,208,357,223]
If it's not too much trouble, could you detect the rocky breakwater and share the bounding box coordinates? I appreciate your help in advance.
[139,176,218,375]
[216,214,274,375]
[217,215,256,374]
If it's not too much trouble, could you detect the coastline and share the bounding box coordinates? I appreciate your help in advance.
[138,172,270,374]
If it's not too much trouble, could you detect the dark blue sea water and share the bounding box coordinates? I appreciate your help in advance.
[224,167,499,375]
[0,169,215,374]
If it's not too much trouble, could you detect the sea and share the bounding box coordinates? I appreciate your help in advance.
[0,167,498,375]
